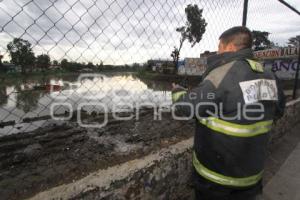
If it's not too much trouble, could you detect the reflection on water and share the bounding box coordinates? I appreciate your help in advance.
[0,73,172,136]
[16,85,42,113]
[0,85,8,107]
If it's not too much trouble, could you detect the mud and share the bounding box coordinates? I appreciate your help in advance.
[0,110,194,200]
[1,98,299,200]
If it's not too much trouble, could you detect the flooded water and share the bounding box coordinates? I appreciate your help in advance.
[0,73,172,136]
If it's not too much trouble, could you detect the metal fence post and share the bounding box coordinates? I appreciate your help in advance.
[292,43,300,99]
[242,0,249,26]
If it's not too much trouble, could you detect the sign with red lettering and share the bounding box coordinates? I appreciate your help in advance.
[254,47,299,60]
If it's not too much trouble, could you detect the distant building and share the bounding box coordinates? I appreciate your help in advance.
[200,50,217,58]
[149,59,174,73]
[177,51,217,76]
[178,58,205,76]
[49,64,62,70]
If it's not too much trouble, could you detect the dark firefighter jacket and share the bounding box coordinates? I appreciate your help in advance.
[172,48,285,187]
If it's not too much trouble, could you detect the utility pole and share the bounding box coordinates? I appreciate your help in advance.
[292,41,300,99]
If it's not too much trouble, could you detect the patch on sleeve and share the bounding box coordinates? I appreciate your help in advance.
[246,59,264,72]
[239,79,278,104]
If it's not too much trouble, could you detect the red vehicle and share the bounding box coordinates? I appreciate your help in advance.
[45,84,62,92]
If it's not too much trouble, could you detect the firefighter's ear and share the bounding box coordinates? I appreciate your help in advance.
[217,40,225,54]
[218,40,237,53]
[223,42,237,52]
[230,43,239,52]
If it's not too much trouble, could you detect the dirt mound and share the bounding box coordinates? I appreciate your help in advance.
[0,111,194,200]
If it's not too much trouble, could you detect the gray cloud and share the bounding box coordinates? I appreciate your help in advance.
[0,0,299,64]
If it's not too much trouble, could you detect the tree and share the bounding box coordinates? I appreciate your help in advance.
[96,61,104,71]
[52,60,59,65]
[287,35,300,47]
[172,4,207,73]
[36,54,50,71]
[171,47,179,69]
[99,60,104,70]
[87,62,94,68]
[0,55,3,69]
[7,38,35,73]
[252,30,273,51]
[132,63,139,70]
[61,59,69,68]
[147,60,155,71]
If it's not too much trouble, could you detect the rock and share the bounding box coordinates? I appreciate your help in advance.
[23,143,42,157]
[12,153,26,164]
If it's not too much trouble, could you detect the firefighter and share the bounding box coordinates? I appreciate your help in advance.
[172,26,285,200]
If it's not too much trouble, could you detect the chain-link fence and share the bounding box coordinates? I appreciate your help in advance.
[0,0,245,64]
[0,0,244,136]
[247,0,300,101]
[0,0,300,199]
[0,0,299,135]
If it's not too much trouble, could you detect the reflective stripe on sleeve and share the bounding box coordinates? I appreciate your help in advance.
[199,117,273,137]
[246,59,264,72]
[172,91,187,102]
[193,151,263,187]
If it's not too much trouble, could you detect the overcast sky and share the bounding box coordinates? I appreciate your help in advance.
[0,0,299,65]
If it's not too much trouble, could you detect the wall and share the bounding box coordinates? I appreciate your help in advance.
[263,58,299,80]
[178,58,206,76]
[254,47,299,80]
[269,98,300,144]
[29,138,195,200]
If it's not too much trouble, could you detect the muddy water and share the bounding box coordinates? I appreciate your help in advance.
[0,73,172,136]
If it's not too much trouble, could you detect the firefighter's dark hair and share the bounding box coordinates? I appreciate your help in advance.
[219,26,252,50]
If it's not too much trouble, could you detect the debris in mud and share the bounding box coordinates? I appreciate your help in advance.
[0,110,194,200]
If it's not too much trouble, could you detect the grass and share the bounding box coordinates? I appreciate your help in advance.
[0,70,79,86]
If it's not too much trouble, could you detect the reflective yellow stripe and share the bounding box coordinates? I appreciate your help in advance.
[246,59,264,72]
[199,117,273,137]
[172,91,187,102]
[193,151,263,187]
